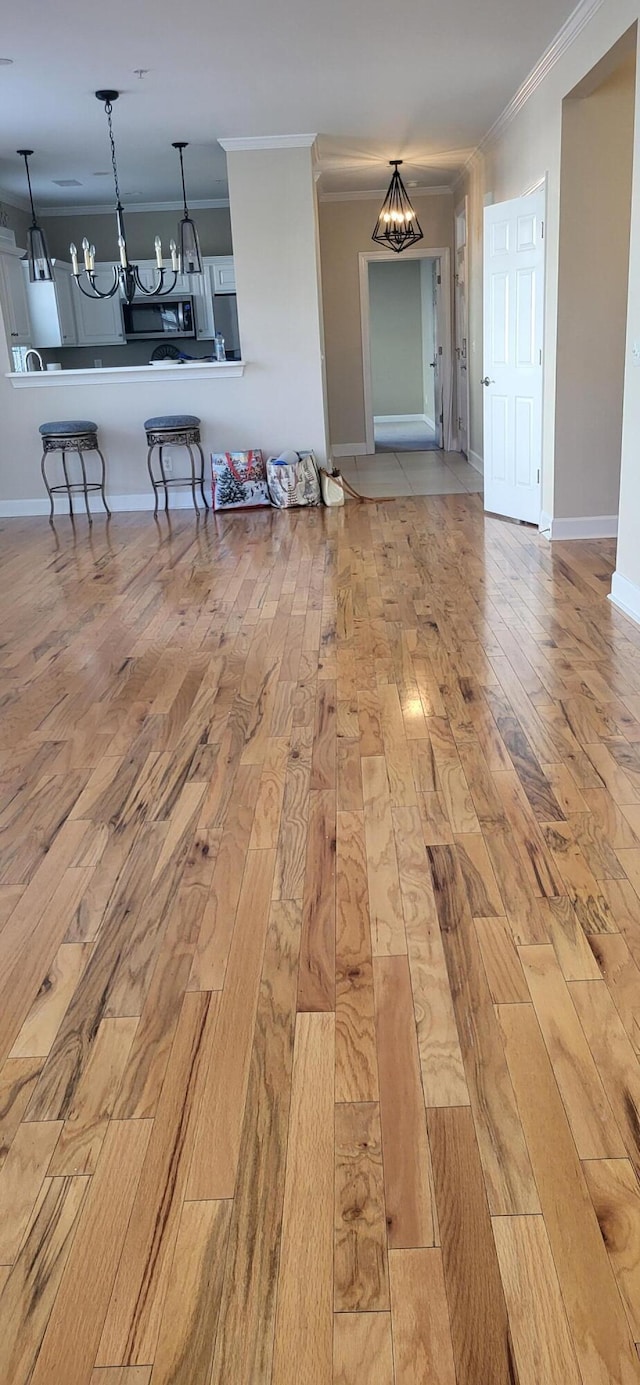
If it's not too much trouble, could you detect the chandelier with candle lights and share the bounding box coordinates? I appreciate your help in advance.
[70,91,202,302]
[371,160,423,253]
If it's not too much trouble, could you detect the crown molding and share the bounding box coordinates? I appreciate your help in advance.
[319,185,453,202]
[0,187,30,213]
[218,133,317,151]
[455,0,606,186]
[40,198,230,218]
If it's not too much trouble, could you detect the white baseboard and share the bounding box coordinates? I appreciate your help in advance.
[331,443,369,458]
[373,413,429,425]
[468,449,484,475]
[545,514,618,540]
[609,571,640,627]
[0,491,208,518]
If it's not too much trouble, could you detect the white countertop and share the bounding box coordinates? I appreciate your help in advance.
[6,360,245,387]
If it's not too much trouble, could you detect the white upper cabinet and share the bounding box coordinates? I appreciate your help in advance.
[23,260,78,348]
[72,264,125,345]
[191,258,237,341]
[133,266,158,295]
[122,263,193,297]
[0,248,32,346]
[209,257,236,294]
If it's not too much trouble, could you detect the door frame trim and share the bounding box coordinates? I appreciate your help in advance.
[454,195,471,457]
[359,246,454,456]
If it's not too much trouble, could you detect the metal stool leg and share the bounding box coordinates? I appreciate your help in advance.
[186,443,199,513]
[95,446,111,517]
[147,444,160,516]
[60,448,74,517]
[158,445,170,513]
[196,442,209,510]
[77,452,92,524]
[41,451,54,522]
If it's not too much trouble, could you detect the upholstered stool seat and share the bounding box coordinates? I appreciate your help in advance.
[38,420,110,523]
[39,419,99,436]
[143,414,200,431]
[144,414,208,514]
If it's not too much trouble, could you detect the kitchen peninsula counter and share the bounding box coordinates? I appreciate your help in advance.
[6,360,245,388]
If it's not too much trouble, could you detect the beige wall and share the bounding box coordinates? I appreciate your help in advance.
[319,192,453,447]
[458,3,640,615]
[617,39,640,601]
[554,55,635,519]
[0,144,327,508]
[41,206,233,261]
[369,260,424,416]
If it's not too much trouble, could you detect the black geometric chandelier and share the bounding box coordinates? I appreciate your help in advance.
[69,91,202,303]
[17,150,53,282]
[372,161,424,253]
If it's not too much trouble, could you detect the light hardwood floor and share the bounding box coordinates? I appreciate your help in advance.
[1,496,640,1383]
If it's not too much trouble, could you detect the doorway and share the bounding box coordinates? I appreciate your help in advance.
[359,247,454,456]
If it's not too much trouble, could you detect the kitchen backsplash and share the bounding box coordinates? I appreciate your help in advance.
[39,337,216,370]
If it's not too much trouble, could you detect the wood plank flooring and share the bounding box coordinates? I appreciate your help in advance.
[1,497,640,1381]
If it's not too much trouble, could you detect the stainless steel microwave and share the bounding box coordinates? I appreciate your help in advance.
[122,297,195,340]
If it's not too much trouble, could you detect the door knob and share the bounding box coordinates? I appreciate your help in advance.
[481,376,494,386]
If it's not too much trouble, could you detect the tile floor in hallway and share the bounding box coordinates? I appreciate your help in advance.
[340,449,484,497]
[1,497,640,1383]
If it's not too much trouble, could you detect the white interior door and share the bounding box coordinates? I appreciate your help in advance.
[483,190,545,522]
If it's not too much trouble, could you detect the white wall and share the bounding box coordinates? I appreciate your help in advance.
[369,260,424,416]
[0,143,328,510]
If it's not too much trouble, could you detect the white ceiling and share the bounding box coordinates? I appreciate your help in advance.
[0,0,580,209]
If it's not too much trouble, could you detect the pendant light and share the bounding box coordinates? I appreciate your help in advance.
[17,150,53,282]
[173,142,203,275]
[372,161,423,253]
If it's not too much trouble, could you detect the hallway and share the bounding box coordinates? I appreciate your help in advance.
[0,498,639,1383]
[374,418,439,451]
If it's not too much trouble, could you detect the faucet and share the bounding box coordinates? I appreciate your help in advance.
[25,349,44,372]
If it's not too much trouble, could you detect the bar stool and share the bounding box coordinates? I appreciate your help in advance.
[39,420,110,523]
[144,414,209,515]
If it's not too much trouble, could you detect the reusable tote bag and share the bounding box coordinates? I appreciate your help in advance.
[266,450,321,508]
[211,451,270,510]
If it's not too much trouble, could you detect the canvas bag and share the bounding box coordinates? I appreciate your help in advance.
[211,451,270,510]
[266,450,321,508]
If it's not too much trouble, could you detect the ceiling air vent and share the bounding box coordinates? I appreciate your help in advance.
[53,179,82,187]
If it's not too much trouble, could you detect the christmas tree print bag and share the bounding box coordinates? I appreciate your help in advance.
[211,451,271,510]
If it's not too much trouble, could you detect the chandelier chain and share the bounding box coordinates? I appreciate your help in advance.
[104,101,122,207]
